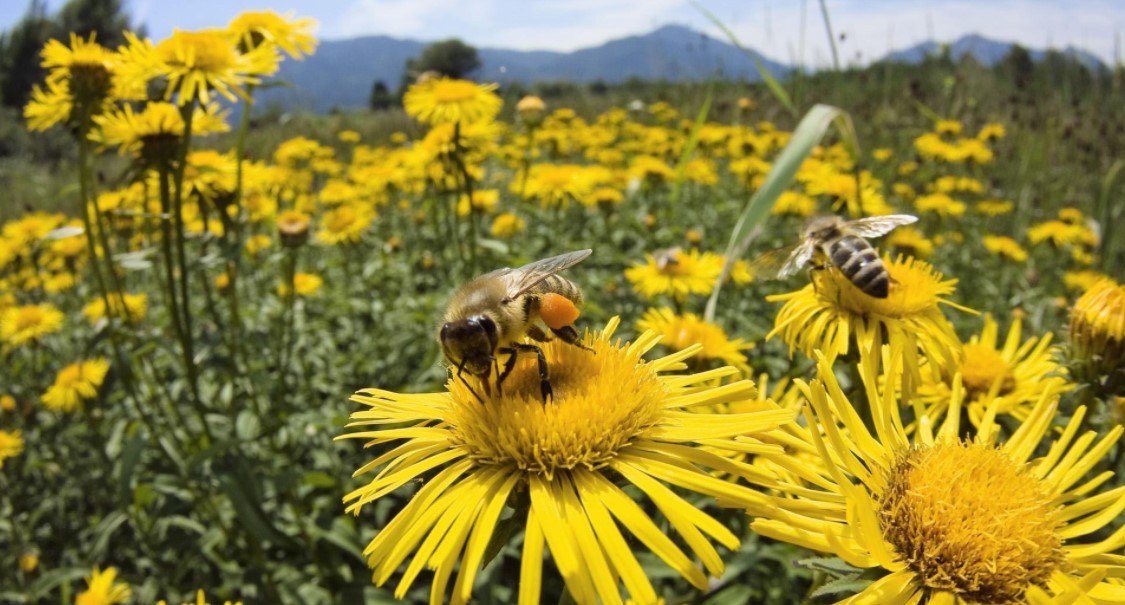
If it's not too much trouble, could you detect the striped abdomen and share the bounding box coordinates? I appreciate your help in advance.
[828,235,889,298]
[526,274,585,306]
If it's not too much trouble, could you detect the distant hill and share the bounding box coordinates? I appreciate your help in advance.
[881,33,1106,70]
[256,28,1107,114]
[259,25,789,113]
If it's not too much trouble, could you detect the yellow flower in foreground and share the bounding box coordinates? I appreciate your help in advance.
[278,272,323,297]
[637,307,753,371]
[625,248,725,302]
[228,10,318,59]
[0,429,24,469]
[750,351,1125,605]
[339,319,796,604]
[42,358,111,412]
[76,567,131,605]
[122,29,280,104]
[768,255,971,395]
[158,588,244,605]
[403,77,502,126]
[982,235,1028,263]
[1,303,64,347]
[916,314,1071,426]
[91,102,229,161]
[82,293,148,324]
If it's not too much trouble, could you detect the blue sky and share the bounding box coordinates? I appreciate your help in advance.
[2,1,1121,67]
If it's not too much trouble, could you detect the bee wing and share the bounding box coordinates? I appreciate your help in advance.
[502,249,592,302]
[748,242,812,279]
[845,214,918,238]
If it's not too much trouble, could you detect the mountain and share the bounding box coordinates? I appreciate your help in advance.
[258,25,788,113]
[880,33,1106,70]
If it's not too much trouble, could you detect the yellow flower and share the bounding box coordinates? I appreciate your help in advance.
[245,234,272,255]
[916,314,1071,426]
[1068,278,1125,390]
[637,307,753,371]
[1064,270,1111,293]
[338,319,797,604]
[82,293,148,324]
[19,551,38,573]
[228,10,318,59]
[91,102,229,162]
[158,589,244,605]
[337,129,360,143]
[1,303,64,348]
[625,248,726,302]
[0,429,24,469]
[1027,220,1097,248]
[978,122,1006,141]
[1,394,15,412]
[520,163,591,208]
[768,255,971,395]
[935,119,963,135]
[872,148,893,161]
[749,351,1125,605]
[771,191,816,217]
[490,212,525,238]
[456,189,499,217]
[316,203,375,245]
[914,192,967,217]
[279,272,323,297]
[276,210,311,247]
[120,29,280,105]
[42,358,111,413]
[975,199,1015,216]
[982,235,1028,262]
[403,77,502,126]
[24,34,118,130]
[885,226,934,257]
[75,567,131,605]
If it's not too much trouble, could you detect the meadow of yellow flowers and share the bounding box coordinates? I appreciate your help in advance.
[1,10,1123,605]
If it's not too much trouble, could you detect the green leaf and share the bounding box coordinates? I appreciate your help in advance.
[90,511,129,560]
[24,567,89,600]
[796,556,863,576]
[705,103,856,321]
[235,410,261,440]
[119,427,147,506]
[701,584,755,605]
[809,573,876,599]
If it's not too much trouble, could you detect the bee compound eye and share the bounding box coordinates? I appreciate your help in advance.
[439,323,453,341]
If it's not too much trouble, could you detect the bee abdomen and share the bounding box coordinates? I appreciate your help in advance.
[831,235,889,298]
[532,275,584,305]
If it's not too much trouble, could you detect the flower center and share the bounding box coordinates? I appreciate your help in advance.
[957,344,1015,398]
[878,442,1063,604]
[446,333,665,478]
[430,80,481,104]
[57,365,82,387]
[14,307,46,330]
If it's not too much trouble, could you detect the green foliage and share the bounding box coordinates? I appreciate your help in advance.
[399,38,481,94]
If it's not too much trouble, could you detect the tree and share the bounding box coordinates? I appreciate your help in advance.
[0,1,52,109]
[406,38,481,80]
[999,44,1034,89]
[55,0,136,50]
[368,79,393,111]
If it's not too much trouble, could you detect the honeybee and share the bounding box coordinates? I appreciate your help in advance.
[439,249,593,401]
[753,214,918,298]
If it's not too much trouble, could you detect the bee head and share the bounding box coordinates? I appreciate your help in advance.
[801,215,843,241]
[439,315,499,377]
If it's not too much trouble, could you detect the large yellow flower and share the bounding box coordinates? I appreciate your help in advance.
[1068,278,1125,392]
[914,314,1071,426]
[41,358,111,412]
[338,319,796,604]
[403,77,502,126]
[24,33,119,131]
[119,29,279,105]
[91,102,229,162]
[768,255,971,396]
[0,303,64,348]
[749,350,1125,605]
[227,10,318,59]
[75,567,131,605]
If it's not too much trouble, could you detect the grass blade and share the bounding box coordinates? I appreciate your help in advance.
[705,104,856,321]
[670,82,714,205]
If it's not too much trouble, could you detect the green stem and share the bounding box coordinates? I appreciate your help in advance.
[172,101,203,409]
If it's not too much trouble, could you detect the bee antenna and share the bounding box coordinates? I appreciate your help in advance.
[457,373,485,405]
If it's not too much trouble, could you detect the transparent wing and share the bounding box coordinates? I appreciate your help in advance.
[845,214,918,238]
[502,249,593,302]
[748,242,814,280]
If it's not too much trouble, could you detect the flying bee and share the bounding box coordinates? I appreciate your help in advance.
[439,249,593,402]
[651,246,682,270]
[752,214,918,298]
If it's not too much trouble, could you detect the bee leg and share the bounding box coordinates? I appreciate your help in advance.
[550,325,593,353]
[496,348,519,394]
[456,360,487,404]
[806,264,828,297]
[510,342,552,402]
[526,325,552,342]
